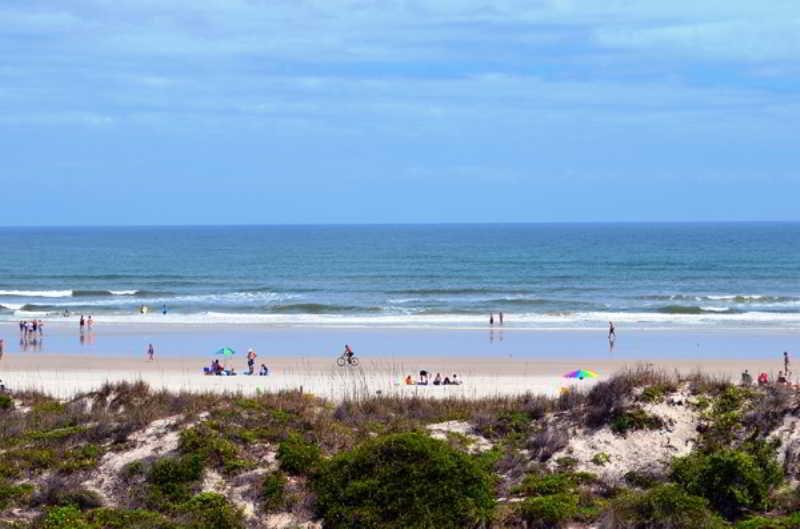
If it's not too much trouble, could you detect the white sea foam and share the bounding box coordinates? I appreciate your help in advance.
[6,309,800,330]
[0,290,73,298]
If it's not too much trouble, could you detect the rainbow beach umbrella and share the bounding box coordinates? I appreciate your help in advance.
[564,369,598,380]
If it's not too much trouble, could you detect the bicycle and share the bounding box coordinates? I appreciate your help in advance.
[336,353,359,367]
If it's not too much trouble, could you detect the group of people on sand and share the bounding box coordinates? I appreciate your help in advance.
[202,348,269,376]
[740,351,793,387]
[404,370,462,386]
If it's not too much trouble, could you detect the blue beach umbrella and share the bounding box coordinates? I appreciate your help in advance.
[215,347,237,357]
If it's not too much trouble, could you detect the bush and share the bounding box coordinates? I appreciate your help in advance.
[146,454,204,507]
[40,505,91,529]
[671,445,782,519]
[179,423,247,475]
[518,493,578,529]
[516,471,594,497]
[314,432,494,529]
[85,508,176,529]
[0,480,34,509]
[736,513,800,529]
[261,472,287,512]
[609,408,664,436]
[0,394,14,410]
[602,484,727,529]
[177,492,244,529]
[277,433,321,475]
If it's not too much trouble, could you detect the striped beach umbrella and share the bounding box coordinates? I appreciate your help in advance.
[563,369,598,380]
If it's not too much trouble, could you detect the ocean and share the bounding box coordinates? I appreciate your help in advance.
[1,223,798,329]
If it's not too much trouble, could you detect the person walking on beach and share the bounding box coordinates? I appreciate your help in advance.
[608,321,616,340]
[489,313,494,326]
[247,348,257,374]
[147,344,154,361]
[87,315,93,330]
[499,312,504,325]
[79,315,85,331]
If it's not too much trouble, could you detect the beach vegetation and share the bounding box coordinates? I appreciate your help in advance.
[176,492,244,529]
[145,454,205,509]
[603,484,727,529]
[609,407,664,436]
[735,513,800,529]
[0,480,34,510]
[0,394,13,411]
[261,471,288,512]
[671,443,782,520]
[313,432,494,529]
[517,493,578,529]
[277,433,321,476]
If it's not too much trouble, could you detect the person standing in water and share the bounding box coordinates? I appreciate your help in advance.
[147,344,154,361]
[489,313,494,326]
[499,312,504,325]
[79,315,85,331]
[608,321,616,340]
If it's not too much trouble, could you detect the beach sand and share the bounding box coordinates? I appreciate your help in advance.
[0,353,771,401]
[1,323,795,400]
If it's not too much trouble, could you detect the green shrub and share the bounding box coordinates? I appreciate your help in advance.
[640,384,671,404]
[60,444,102,473]
[592,452,611,466]
[0,480,34,509]
[40,505,90,529]
[517,493,578,529]
[610,407,664,436]
[623,470,660,489]
[671,445,782,519]
[605,484,727,529]
[179,424,248,475]
[85,508,176,529]
[314,432,494,529]
[177,492,244,529]
[516,471,594,497]
[146,454,204,508]
[736,513,800,529]
[277,433,320,475]
[261,472,287,512]
[0,394,14,410]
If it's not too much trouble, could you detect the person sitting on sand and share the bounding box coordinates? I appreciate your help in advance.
[404,375,414,385]
[740,369,752,386]
[452,373,461,385]
[433,373,442,386]
[757,372,769,386]
[259,364,269,376]
[418,370,429,385]
[442,375,451,385]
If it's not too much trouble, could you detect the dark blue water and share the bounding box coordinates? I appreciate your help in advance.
[0,223,798,329]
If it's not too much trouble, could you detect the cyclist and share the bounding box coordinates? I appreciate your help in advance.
[344,344,354,363]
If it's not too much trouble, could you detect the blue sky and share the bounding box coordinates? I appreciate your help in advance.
[0,1,798,225]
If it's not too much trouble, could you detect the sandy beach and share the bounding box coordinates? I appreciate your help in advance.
[0,351,780,401]
[2,322,796,400]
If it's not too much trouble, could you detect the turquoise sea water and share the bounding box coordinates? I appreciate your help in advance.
[0,223,798,329]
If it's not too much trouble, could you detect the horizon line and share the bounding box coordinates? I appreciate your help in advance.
[1,220,799,229]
